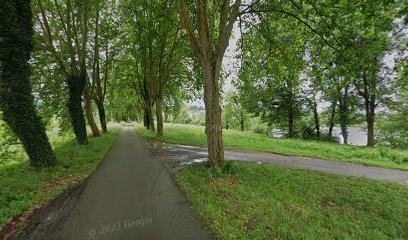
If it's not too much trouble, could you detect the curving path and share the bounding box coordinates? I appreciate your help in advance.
[48,128,212,240]
[167,144,408,185]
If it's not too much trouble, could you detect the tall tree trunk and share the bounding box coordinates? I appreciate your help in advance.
[340,119,348,144]
[67,73,88,144]
[338,86,349,145]
[240,111,244,131]
[288,106,294,138]
[365,100,376,147]
[147,104,155,132]
[313,98,320,138]
[328,100,336,138]
[97,102,107,133]
[156,97,164,136]
[366,113,375,147]
[178,0,241,166]
[203,64,224,166]
[0,0,57,168]
[84,86,100,137]
[144,108,150,130]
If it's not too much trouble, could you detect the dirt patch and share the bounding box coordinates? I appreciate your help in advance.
[144,139,207,175]
[243,217,259,232]
[43,175,82,189]
[212,178,240,187]
[0,177,89,240]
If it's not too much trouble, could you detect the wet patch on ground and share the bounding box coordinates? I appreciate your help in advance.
[145,140,209,175]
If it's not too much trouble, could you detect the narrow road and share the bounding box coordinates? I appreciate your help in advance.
[168,144,408,185]
[59,128,211,240]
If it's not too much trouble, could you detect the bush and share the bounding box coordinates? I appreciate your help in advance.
[300,125,340,143]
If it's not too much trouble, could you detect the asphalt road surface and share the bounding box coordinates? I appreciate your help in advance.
[169,145,408,185]
[60,128,212,240]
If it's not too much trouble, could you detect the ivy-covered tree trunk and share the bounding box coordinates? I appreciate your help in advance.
[0,0,57,168]
[84,85,100,137]
[97,102,108,133]
[67,72,88,144]
[144,109,150,129]
[156,96,164,136]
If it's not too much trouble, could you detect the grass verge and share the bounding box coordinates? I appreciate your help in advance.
[0,129,119,228]
[177,161,408,240]
[136,124,408,170]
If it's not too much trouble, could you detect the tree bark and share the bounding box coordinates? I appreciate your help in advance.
[338,86,349,144]
[365,100,376,147]
[366,113,375,147]
[288,105,294,138]
[84,86,100,137]
[240,111,244,131]
[313,98,320,138]
[203,64,224,166]
[144,108,150,129]
[97,102,107,133]
[147,104,155,132]
[328,100,336,138]
[156,97,164,136]
[0,0,57,168]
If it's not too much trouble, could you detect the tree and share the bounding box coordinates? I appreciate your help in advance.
[223,92,249,131]
[238,10,306,138]
[35,0,91,144]
[90,0,119,133]
[178,0,242,166]
[0,0,57,168]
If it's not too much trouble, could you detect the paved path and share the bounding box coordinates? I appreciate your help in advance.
[170,144,408,185]
[60,128,211,240]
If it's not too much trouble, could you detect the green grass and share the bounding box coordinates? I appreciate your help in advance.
[177,161,408,240]
[136,124,408,170]
[0,130,119,227]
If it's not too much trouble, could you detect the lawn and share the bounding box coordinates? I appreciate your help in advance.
[136,124,408,170]
[177,161,408,240]
[0,130,119,228]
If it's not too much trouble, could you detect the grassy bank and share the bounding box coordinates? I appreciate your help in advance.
[177,161,408,239]
[136,124,408,170]
[0,130,119,227]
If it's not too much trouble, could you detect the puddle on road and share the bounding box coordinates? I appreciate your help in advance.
[180,158,208,166]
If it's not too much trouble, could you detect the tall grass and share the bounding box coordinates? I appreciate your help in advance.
[0,130,119,227]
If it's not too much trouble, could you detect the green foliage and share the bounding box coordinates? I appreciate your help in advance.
[377,89,408,148]
[110,0,197,129]
[238,11,306,133]
[0,130,119,227]
[0,117,21,163]
[222,92,250,131]
[136,124,408,170]
[300,125,340,143]
[177,161,408,239]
